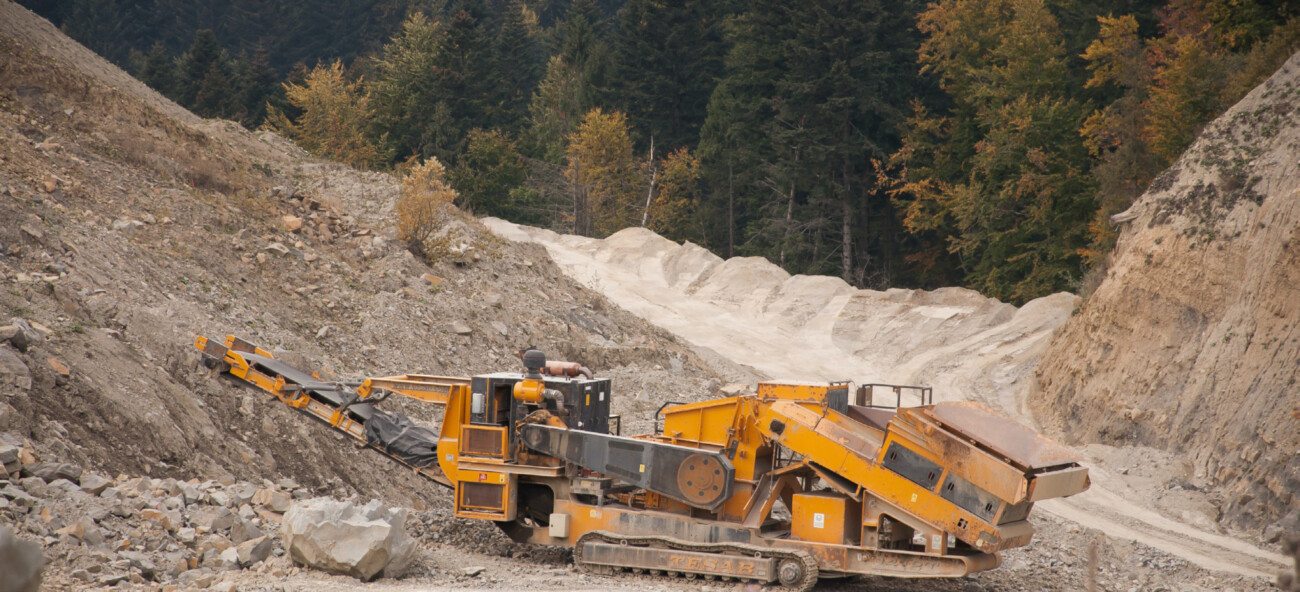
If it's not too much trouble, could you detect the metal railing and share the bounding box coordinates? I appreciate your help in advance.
[856,383,933,408]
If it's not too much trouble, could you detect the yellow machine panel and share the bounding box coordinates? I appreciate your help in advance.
[792,491,862,545]
[454,471,517,521]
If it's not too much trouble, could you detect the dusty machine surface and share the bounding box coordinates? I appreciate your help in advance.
[195,334,1089,590]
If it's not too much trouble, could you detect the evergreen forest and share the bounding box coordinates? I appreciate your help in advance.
[23,0,1300,303]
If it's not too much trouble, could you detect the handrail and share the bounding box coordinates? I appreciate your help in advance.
[855,383,933,408]
[653,401,688,435]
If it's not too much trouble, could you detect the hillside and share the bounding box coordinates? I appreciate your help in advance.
[1033,52,1300,540]
[0,2,1292,591]
[0,0,713,535]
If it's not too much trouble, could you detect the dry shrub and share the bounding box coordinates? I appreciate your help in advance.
[396,157,459,261]
[107,132,239,194]
[185,158,236,194]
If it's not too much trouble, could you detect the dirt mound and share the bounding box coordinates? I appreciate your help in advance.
[486,219,1078,413]
[1032,51,1300,539]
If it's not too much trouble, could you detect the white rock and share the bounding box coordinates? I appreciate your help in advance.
[263,242,290,256]
[111,219,144,232]
[282,498,414,581]
[219,547,240,569]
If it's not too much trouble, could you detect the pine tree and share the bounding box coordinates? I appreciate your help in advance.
[608,0,727,151]
[193,64,237,118]
[372,13,444,162]
[437,0,506,138]
[58,0,159,67]
[699,0,925,282]
[522,0,615,163]
[372,3,505,164]
[892,0,1096,303]
[496,0,544,133]
[234,46,278,127]
[556,0,614,109]
[449,128,541,223]
[178,30,226,108]
[524,56,586,163]
[139,42,178,100]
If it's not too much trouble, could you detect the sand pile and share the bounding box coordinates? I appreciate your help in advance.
[485,221,1078,413]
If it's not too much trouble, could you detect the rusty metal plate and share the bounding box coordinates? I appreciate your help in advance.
[926,402,1081,470]
[1027,464,1090,501]
[677,453,728,506]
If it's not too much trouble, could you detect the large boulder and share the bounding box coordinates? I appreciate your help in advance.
[0,526,43,592]
[281,498,414,581]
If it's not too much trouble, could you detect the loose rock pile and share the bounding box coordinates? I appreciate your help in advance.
[0,432,331,588]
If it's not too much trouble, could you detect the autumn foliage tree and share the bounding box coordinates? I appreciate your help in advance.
[891,0,1095,303]
[647,147,701,241]
[566,108,645,236]
[266,60,382,169]
[1078,14,1157,264]
[68,0,1300,303]
[1077,1,1300,264]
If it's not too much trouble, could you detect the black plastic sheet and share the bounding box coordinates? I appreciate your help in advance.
[363,411,440,468]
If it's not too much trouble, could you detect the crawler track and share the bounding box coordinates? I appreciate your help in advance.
[573,531,819,592]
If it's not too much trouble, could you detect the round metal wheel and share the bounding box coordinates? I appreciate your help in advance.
[676,452,728,506]
[685,572,697,580]
[777,558,805,587]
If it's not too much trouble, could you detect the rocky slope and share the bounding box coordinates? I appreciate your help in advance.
[0,0,714,513]
[1032,51,1300,540]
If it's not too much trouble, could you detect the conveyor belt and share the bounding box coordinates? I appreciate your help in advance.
[237,351,375,422]
[195,334,451,486]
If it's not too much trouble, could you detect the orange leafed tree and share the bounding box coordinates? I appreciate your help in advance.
[266,60,383,169]
[647,147,701,241]
[565,108,645,237]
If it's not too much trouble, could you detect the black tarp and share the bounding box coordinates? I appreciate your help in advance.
[363,411,440,468]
